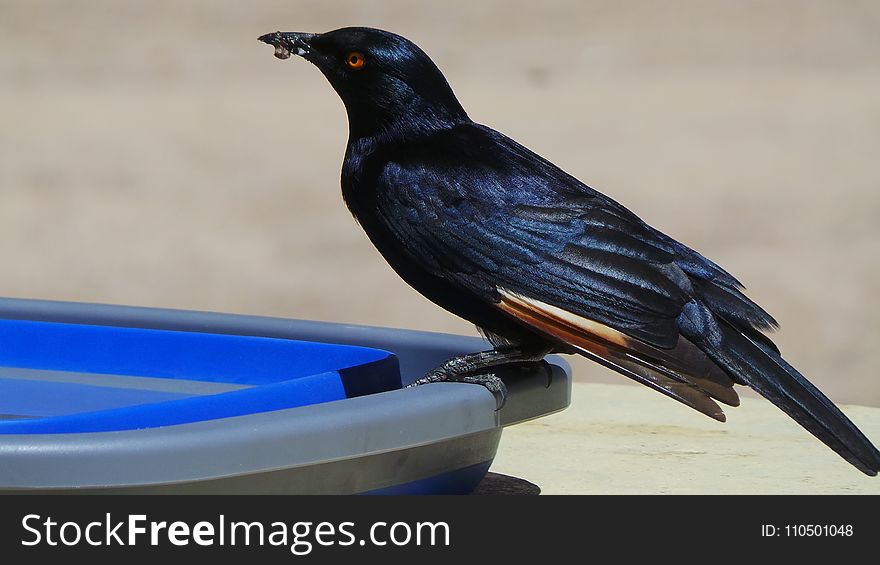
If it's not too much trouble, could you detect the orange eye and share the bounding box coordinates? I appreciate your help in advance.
[345,51,366,69]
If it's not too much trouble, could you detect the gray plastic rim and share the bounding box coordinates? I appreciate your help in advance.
[0,298,571,493]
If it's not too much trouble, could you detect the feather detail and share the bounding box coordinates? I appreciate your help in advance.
[496,287,739,419]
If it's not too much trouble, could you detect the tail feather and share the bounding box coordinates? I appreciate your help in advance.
[696,320,880,476]
[574,344,728,422]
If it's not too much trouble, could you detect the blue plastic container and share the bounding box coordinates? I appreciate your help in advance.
[0,298,571,494]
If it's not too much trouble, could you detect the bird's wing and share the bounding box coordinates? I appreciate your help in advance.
[375,127,758,417]
[375,124,775,340]
[376,123,775,340]
[379,184,744,417]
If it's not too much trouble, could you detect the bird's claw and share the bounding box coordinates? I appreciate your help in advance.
[407,372,508,410]
[456,373,508,410]
[406,370,447,387]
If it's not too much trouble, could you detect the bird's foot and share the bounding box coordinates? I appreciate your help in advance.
[407,370,508,410]
[454,373,508,410]
[406,345,553,410]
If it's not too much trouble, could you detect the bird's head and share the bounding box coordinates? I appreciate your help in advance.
[259,27,469,138]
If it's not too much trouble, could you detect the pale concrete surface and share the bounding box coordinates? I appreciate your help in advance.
[1,2,878,405]
[489,382,880,494]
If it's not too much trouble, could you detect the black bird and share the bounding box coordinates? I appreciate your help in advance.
[259,27,880,475]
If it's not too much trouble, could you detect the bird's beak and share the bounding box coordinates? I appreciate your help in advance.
[258,31,318,60]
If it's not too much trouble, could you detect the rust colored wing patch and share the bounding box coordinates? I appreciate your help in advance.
[496,288,739,421]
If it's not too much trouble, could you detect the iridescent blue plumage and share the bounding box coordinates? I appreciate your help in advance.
[260,27,880,475]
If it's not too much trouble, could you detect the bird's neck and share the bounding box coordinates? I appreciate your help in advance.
[342,86,469,141]
[348,115,464,146]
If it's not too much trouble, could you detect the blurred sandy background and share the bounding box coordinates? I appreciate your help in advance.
[1,1,878,406]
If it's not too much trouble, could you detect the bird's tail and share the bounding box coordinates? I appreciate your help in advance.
[693,319,880,476]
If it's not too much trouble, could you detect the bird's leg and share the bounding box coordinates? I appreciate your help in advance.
[410,346,550,385]
[407,345,553,409]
